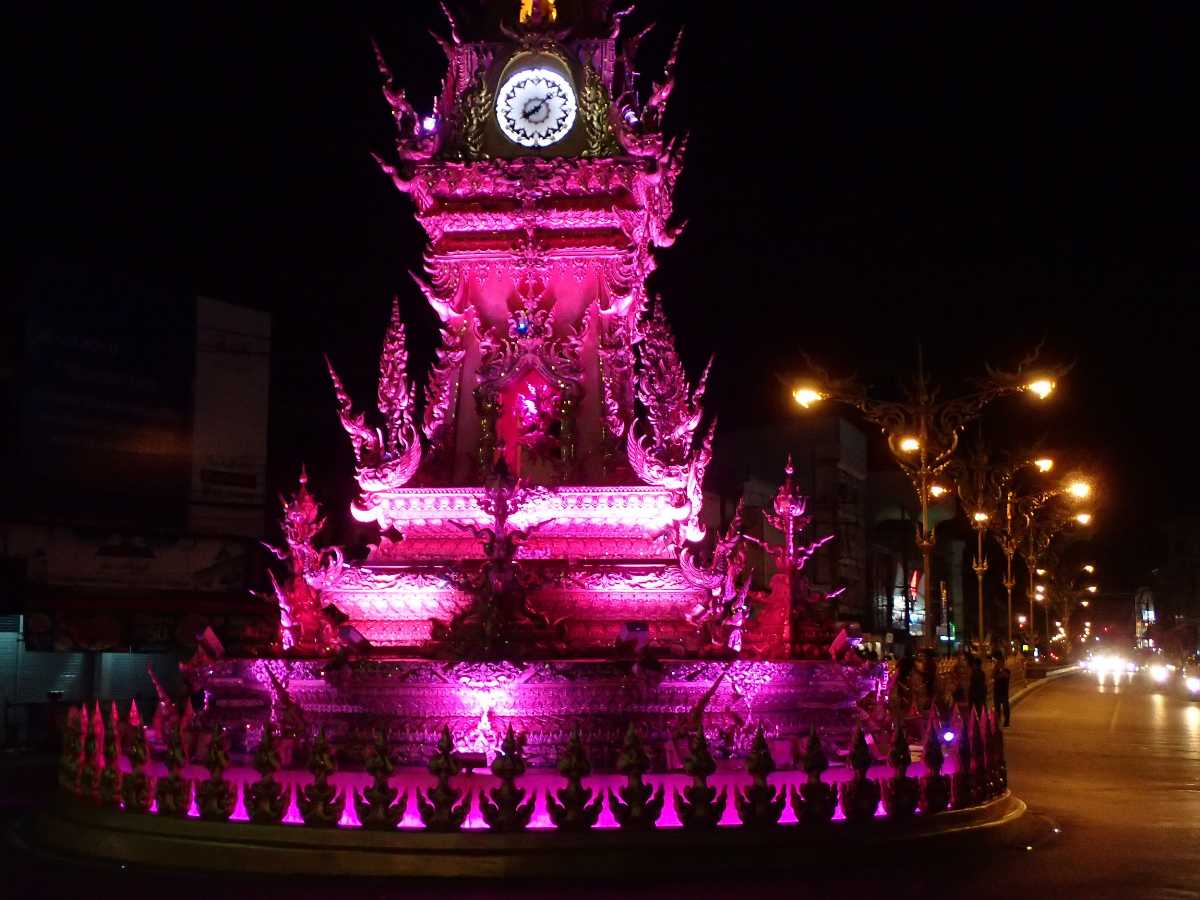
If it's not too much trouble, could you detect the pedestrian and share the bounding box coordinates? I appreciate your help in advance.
[993,654,1011,727]
[968,655,987,717]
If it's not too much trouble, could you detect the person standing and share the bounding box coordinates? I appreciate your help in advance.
[992,654,1011,726]
[968,655,987,718]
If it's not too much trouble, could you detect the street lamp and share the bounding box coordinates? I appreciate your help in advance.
[791,347,1067,646]
[1082,564,1095,574]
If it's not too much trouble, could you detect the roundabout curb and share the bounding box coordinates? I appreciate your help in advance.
[29,792,1026,879]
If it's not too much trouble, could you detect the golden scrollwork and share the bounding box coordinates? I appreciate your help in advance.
[579,64,621,158]
[450,72,493,161]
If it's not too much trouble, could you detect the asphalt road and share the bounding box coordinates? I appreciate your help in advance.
[5,672,1199,899]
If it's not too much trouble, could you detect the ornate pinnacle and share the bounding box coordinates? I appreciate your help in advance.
[480,726,535,832]
[299,728,345,827]
[98,703,122,807]
[245,727,290,825]
[922,709,945,776]
[735,725,785,828]
[547,727,603,831]
[838,725,881,823]
[354,729,404,829]
[608,724,664,830]
[417,726,471,832]
[120,719,153,814]
[790,724,836,825]
[883,717,920,820]
[674,730,726,830]
[801,724,828,781]
[848,725,873,779]
[376,297,416,453]
[155,723,191,817]
[197,726,236,821]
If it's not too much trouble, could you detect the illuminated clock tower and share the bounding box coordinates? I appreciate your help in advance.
[321,1,730,653]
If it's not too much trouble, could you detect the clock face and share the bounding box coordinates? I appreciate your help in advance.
[495,67,577,148]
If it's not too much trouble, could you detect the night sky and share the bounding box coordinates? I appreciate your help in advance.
[11,3,1200,584]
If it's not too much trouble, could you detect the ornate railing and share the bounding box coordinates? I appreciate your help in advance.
[56,704,1007,832]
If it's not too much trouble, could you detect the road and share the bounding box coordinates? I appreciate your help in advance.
[5,672,1199,899]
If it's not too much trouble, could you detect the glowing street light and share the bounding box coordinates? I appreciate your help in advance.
[792,386,825,409]
[1075,512,1093,526]
[1068,480,1091,499]
[898,436,921,453]
[973,511,990,523]
[1081,600,1090,608]
[1017,614,1028,627]
[1086,585,1098,594]
[1025,379,1056,399]
[1036,567,1047,576]
[929,484,948,498]
[1035,458,1055,472]
[1082,564,1095,574]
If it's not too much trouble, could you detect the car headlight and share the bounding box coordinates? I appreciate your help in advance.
[1186,676,1200,694]
[1150,665,1169,684]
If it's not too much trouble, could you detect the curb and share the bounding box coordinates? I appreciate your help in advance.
[25,792,1026,879]
[1011,665,1079,707]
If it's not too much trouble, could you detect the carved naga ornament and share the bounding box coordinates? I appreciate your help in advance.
[627,298,715,545]
[326,297,424,498]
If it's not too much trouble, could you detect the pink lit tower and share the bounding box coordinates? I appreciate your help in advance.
[323,0,720,654]
[199,0,882,765]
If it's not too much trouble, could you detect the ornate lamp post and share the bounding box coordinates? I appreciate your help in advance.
[1013,480,1094,644]
[791,348,1065,645]
[994,456,1056,646]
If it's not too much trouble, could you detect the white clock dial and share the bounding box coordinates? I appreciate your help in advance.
[495,67,577,148]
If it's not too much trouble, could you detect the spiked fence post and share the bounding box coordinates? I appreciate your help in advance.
[155,722,192,817]
[245,726,291,824]
[120,716,153,814]
[546,726,602,831]
[882,716,919,820]
[196,725,237,821]
[608,724,664,830]
[674,729,726,830]
[354,729,405,829]
[838,725,881,823]
[81,701,101,804]
[951,708,973,810]
[480,725,535,832]
[735,725,785,828]
[299,728,345,827]
[417,725,471,832]
[919,709,950,816]
[789,724,837,825]
[58,706,83,795]
[98,702,123,807]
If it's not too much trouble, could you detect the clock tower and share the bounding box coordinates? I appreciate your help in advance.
[323,1,731,653]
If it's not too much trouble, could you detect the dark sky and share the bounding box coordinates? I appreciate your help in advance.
[11,3,1200,581]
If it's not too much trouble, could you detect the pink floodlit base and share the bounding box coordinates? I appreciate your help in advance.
[195,658,887,767]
